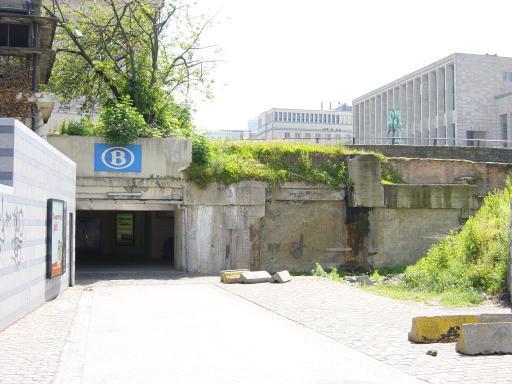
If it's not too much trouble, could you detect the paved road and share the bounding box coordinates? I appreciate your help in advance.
[54,282,423,384]
[0,272,511,384]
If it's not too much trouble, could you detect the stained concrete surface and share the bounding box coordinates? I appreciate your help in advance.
[55,282,425,384]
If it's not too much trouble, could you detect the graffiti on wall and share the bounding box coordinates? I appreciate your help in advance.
[0,197,24,268]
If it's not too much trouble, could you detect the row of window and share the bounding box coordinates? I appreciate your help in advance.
[499,114,509,147]
[503,72,512,83]
[274,111,351,125]
[284,132,342,139]
[0,24,31,48]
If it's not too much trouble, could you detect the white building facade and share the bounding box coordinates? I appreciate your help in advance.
[353,53,512,147]
[198,129,249,140]
[255,107,353,144]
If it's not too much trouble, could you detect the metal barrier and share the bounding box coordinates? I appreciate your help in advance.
[202,136,512,148]
[351,137,512,148]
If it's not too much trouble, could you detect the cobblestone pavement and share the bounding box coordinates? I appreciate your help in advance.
[0,288,82,384]
[0,272,511,384]
[220,277,512,384]
[0,270,216,384]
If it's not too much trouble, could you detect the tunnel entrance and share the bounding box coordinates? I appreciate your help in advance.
[76,210,175,268]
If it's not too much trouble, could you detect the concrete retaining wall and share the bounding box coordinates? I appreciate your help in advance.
[260,183,348,273]
[180,182,349,274]
[369,208,463,268]
[181,173,478,273]
[388,157,512,196]
[0,119,76,330]
[349,154,479,269]
[181,182,266,273]
[47,135,191,179]
[347,144,512,163]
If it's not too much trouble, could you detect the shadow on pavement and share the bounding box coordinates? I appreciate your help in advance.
[76,264,216,286]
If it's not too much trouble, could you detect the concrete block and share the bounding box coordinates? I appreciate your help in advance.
[184,181,266,206]
[347,154,384,208]
[270,183,345,202]
[343,275,375,286]
[456,322,512,355]
[383,184,479,210]
[270,270,292,283]
[408,314,512,343]
[239,271,271,284]
[220,269,249,284]
[355,275,374,286]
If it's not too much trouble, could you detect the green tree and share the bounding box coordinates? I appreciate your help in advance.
[43,0,217,137]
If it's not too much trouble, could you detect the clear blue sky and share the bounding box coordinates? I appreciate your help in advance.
[192,0,512,131]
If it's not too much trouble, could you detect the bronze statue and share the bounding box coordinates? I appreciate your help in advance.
[387,108,402,144]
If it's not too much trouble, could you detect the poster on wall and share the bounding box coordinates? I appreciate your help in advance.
[47,199,66,278]
[116,213,134,246]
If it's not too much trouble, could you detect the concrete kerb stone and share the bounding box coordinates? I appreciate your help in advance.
[239,271,271,284]
[220,269,249,284]
[408,314,512,343]
[270,270,292,284]
[456,322,512,355]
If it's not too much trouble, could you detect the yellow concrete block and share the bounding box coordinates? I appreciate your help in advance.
[220,269,249,284]
[408,315,478,343]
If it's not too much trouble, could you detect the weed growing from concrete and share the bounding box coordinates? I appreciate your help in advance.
[186,141,400,188]
[311,263,348,282]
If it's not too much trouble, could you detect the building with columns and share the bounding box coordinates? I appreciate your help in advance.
[353,53,512,147]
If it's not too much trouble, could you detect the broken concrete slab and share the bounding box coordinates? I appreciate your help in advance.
[355,275,375,286]
[220,269,249,284]
[270,271,292,284]
[408,314,512,343]
[239,271,271,284]
[456,322,512,355]
[343,275,375,286]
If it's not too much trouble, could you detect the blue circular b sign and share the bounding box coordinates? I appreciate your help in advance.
[94,144,141,172]
[101,147,136,170]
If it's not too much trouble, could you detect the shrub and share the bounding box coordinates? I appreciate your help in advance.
[100,96,150,145]
[312,262,328,277]
[191,134,211,166]
[58,116,101,136]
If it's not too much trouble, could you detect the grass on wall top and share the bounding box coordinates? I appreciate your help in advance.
[185,141,370,188]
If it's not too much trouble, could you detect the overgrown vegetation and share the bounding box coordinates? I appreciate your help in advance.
[312,177,512,307]
[312,262,487,306]
[58,117,102,137]
[185,141,405,188]
[364,284,486,306]
[311,263,347,281]
[363,182,512,306]
[185,141,368,188]
[402,181,512,299]
[380,163,404,184]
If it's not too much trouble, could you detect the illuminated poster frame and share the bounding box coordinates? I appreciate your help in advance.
[46,199,67,278]
[116,212,134,246]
